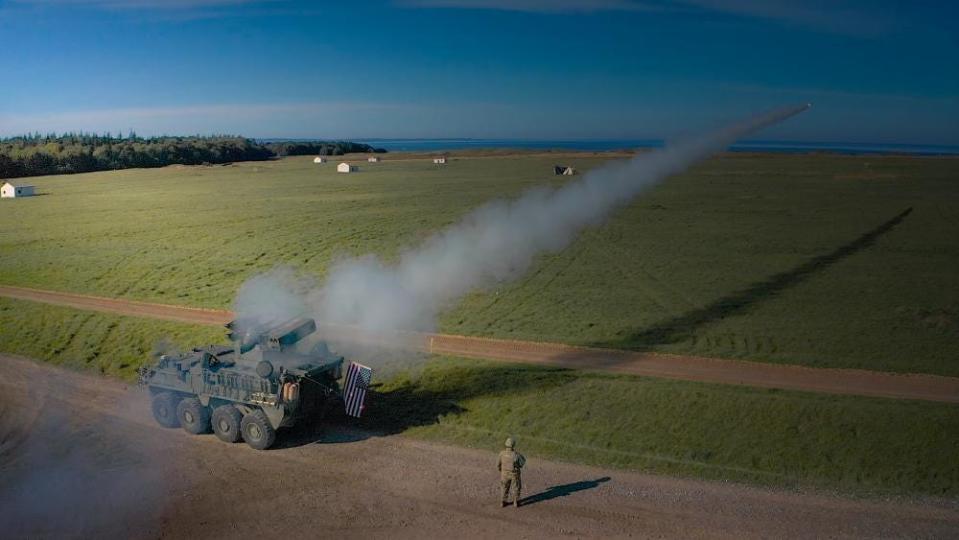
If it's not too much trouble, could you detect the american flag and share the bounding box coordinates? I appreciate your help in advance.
[343,362,373,418]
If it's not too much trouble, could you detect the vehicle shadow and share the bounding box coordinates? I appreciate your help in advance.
[589,207,913,351]
[274,422,369,449]
[520,476,611,507]
[274,362,578,449]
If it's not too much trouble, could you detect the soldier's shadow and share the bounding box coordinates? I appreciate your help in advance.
[520,476,611,507]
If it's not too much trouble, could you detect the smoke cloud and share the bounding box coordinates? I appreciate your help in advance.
[236,105,810,342]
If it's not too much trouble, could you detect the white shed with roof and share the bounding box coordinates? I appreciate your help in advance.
[1,182,35,198]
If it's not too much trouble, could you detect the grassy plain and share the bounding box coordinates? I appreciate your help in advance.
[371,358,959,497]
[1,153,957,375]
[1,149,957,497]
[0,297,222,378]
[1,297,957,497]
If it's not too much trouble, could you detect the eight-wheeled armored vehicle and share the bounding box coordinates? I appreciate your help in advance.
[138,317,362,450]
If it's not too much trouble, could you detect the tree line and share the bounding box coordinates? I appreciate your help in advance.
[266,141,387,157]
[0,133,386,179]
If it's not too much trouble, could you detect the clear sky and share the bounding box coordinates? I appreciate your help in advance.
[0,0,956,144]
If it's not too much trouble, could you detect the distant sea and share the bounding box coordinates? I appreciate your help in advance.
[354,138,959,156]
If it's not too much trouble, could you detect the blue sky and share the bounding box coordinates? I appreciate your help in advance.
[0,0,956,144]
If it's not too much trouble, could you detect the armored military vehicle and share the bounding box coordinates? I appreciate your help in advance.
[138,317,354,450]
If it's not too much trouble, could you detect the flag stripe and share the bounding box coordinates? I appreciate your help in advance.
[344,362,373,418]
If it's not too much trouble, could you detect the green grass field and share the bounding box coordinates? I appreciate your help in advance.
[2,153,958,496]
[0,297,223,378]
[1,153,957,375]
[1,297,956,497]
[369,358,959,497]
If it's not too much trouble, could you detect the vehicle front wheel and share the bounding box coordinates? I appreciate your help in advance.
[176,398,210,435]
[151,392,180,428]
[211,405,243,443]
[240,409,276,450]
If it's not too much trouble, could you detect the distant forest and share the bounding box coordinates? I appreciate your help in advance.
[266,140,386,157]
[0,133,387,179]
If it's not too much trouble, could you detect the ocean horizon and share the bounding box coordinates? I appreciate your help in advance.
[348,138,959,156]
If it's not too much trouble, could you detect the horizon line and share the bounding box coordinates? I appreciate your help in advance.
[2,133,957,151]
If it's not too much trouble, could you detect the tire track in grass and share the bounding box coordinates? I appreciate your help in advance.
[48,311,95,360]
[115,222,263,302]
[480,241,589,333]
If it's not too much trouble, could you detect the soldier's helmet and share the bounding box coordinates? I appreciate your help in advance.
[505,437,515,449]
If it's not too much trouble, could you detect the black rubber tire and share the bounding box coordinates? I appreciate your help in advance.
[176,397,211,435]
[151,392,180,428]
[211,405,243,443]
[255,360,273,378]
[240,409,276,450]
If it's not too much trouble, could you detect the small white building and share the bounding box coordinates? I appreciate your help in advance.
[367,156,380,163]
[313,156,327,164]
[1,182,35,198]
[433,157,447,164]
[337,162,357,173]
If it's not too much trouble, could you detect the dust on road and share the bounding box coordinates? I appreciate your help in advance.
[0,354,956,539]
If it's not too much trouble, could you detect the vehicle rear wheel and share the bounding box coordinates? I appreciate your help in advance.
[151,392,180,428]
[176,397,210,434]
[240,409,276,450]
[211,405,243,443]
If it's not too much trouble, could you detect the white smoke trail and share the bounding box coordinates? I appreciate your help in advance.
[236,105,810,339]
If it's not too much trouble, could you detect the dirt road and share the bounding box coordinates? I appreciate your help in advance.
[0,354,956,539]
[2,285,959,403]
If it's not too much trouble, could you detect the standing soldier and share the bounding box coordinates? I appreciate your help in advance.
[498,437,526,508]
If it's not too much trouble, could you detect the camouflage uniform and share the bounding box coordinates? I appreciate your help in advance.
[498,437,526,508]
